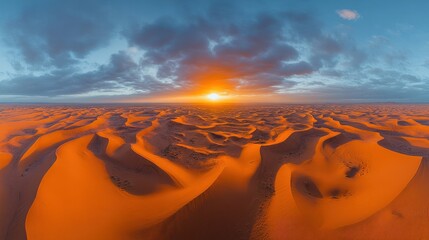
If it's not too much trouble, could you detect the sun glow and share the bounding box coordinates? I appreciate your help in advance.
[207,93,220,101]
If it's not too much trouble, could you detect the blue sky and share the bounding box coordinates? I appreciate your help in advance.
[0,0,428,103]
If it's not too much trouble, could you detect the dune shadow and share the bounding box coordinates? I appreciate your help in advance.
[87,134,176,195]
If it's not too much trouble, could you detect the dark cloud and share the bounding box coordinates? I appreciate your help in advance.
[0,51,168,96]
[3,1,114,69]
[125,9,363,94]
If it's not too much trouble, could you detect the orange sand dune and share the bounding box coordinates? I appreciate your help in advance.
[0,104,428,240]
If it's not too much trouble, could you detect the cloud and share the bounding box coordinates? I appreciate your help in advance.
[0,5,373,99]
[2,6,355,98]
[337,9,360,20]
[125,9,359,95]
[0,51,170,96]
[292,81,429,102]
[3,1,114,69]
[284,67,429,102]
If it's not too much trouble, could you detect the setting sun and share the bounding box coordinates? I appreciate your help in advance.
[207,93,220,101]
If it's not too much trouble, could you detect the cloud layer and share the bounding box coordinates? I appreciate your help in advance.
[125,11,348,94]
[0,0,427,102]
[4,1,114,70]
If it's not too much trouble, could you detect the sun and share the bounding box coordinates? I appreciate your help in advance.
[207,93,220,101]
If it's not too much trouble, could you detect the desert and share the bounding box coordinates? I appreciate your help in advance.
[1,0,429,239]
[0,104,428,239]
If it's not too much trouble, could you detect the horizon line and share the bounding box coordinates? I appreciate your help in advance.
[1,101,429,105]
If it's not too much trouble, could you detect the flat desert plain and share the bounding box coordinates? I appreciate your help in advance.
[1,104,429,240]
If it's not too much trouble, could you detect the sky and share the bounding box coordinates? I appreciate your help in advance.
[0,0,428,103]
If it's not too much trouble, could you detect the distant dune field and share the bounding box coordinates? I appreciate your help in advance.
[0,104,428,240]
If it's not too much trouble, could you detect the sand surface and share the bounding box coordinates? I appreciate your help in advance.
[0,104,428,240]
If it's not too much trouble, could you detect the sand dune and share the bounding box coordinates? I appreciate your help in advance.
[0,104,428,239]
